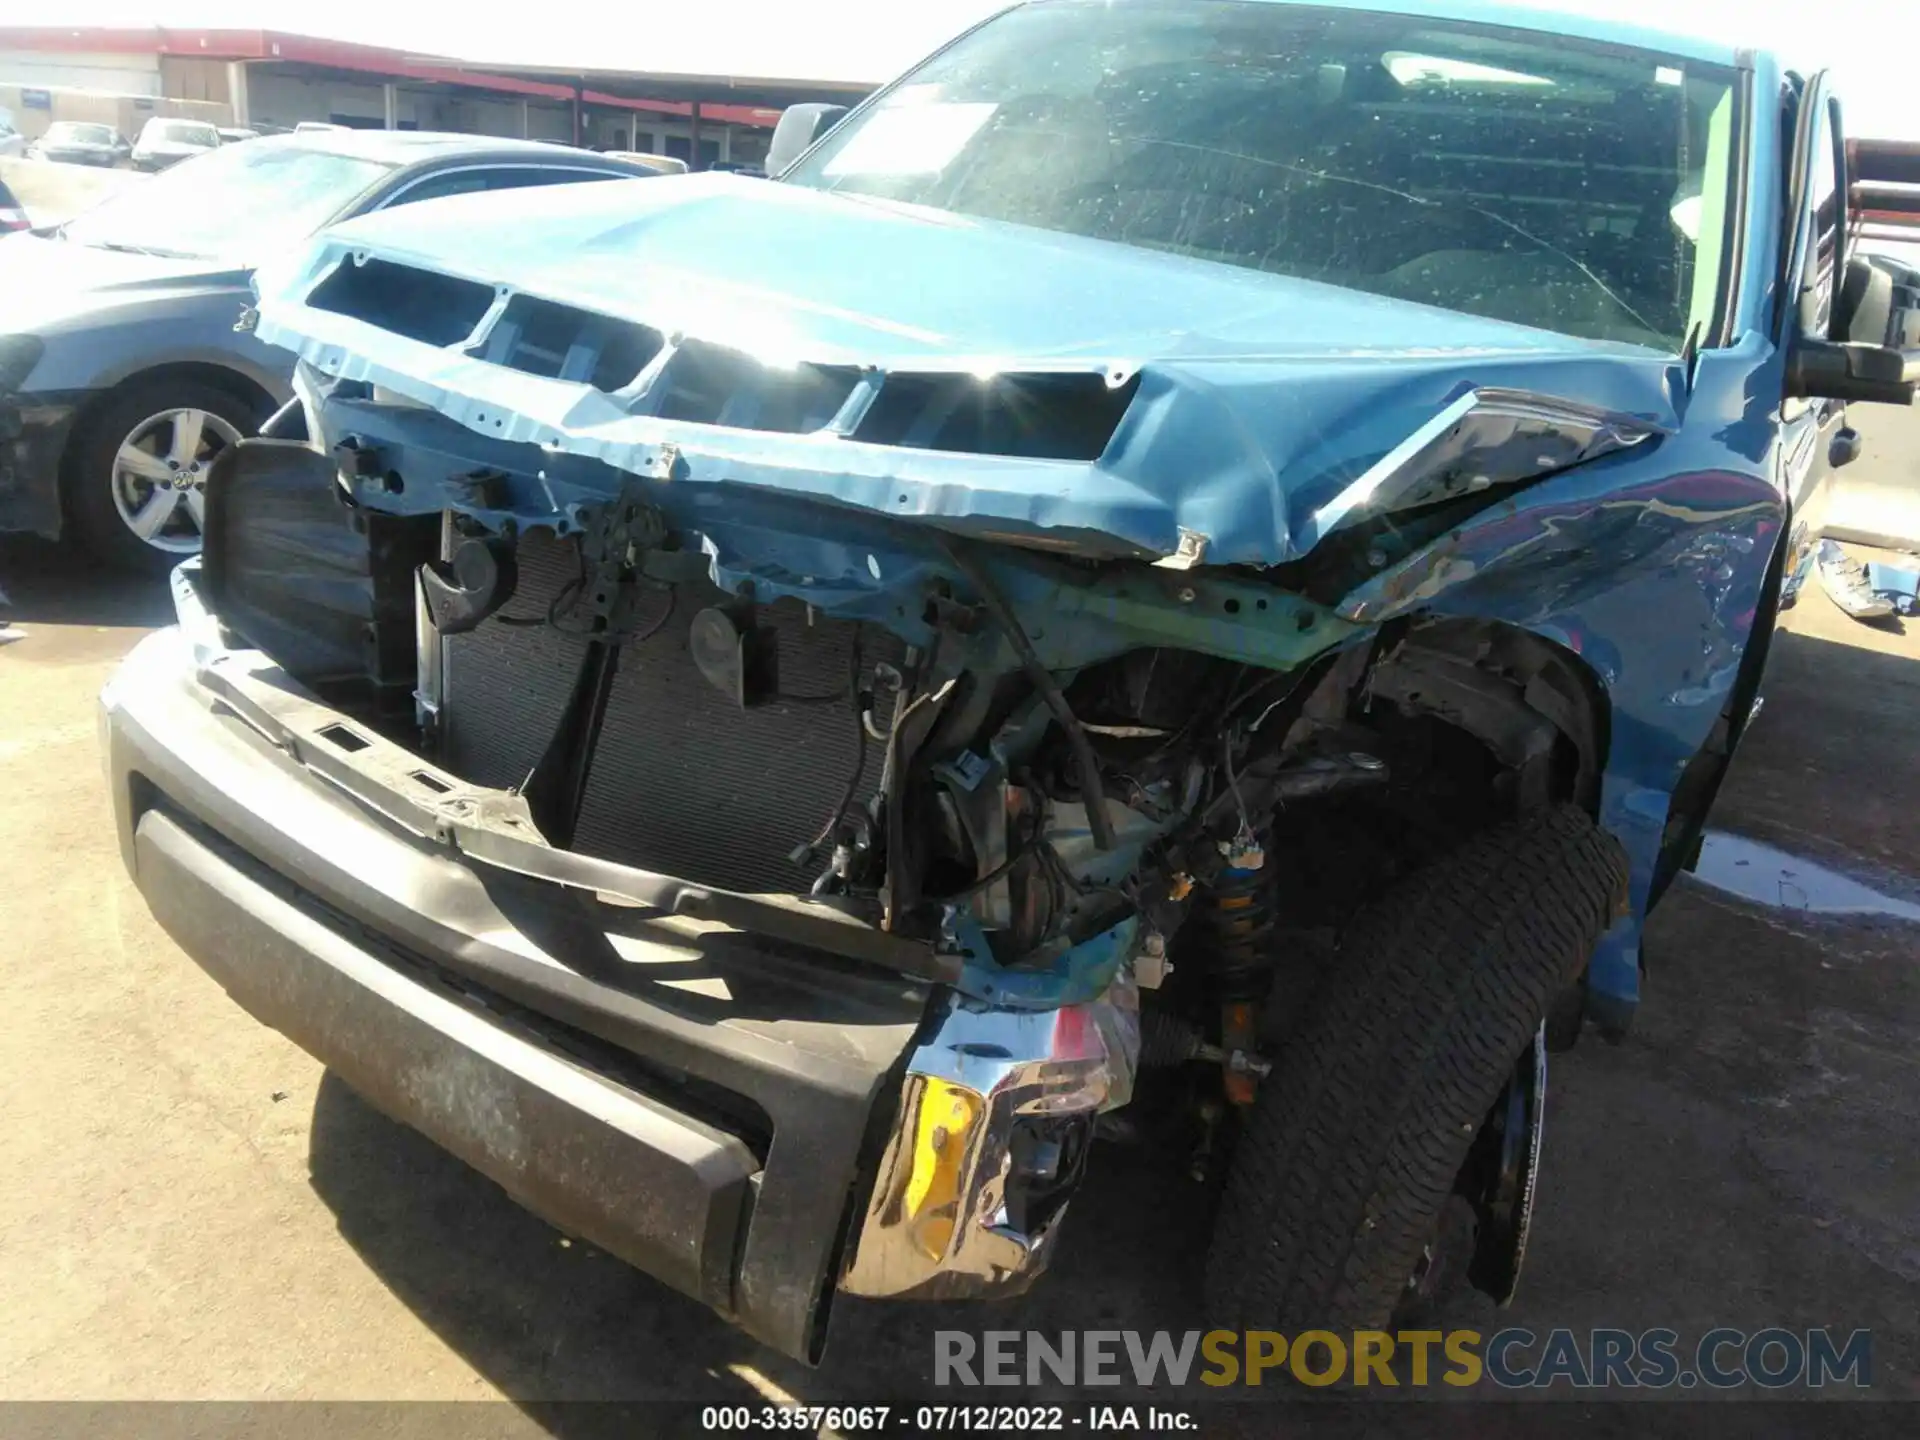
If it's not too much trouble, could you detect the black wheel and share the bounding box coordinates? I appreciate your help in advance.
[66,378,260,573]
[1205,804,1628,1333]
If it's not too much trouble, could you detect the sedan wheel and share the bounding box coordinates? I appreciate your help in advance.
[67,378,263,572]
[109,406,242,554]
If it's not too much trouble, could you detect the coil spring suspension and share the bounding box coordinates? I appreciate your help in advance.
[1197,853,1280,1105]
[1200,855,1280,998]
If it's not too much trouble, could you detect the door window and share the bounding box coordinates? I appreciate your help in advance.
[1796,95,1844,338]
[382,164,623,210]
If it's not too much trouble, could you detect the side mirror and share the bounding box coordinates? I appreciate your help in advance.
[1785,338,1915,404]
[1836,253,1920,349]
[1796,252,1920,404]
[765,103,849,178]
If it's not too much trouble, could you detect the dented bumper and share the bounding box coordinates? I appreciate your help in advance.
[100,614,936,1361]
[101,570,1139,1352]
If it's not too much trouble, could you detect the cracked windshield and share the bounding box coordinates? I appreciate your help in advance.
[791,0,1739,350]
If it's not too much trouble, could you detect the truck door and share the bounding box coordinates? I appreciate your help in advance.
[1649,73,1847,909]
[1776,72,1852,600]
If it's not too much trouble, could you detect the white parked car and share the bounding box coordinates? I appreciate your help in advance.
[601,151,688,175]
[28,121,131,167]
[131,117,221,171]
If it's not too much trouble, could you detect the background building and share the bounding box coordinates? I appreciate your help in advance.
[0,26,873,167]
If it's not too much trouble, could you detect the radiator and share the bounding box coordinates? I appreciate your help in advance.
[441,529,897,896]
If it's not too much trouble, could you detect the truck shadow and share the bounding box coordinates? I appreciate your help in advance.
[1711,623,1920,876]
[305,1069,1214,1423]
[0,535,175,629]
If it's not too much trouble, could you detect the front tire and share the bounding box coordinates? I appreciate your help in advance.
[66,379,258,573]
[1205,805,1628,1333]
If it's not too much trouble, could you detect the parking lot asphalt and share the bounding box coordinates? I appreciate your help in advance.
[2,415,1918,1425]
[0,156,142,227]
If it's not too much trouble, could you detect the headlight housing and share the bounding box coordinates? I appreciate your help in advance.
[0,335,44,396]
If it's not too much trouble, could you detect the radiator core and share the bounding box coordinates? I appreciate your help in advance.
[441,529,897,895]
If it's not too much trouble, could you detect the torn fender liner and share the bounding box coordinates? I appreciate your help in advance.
[253,172,1681,566]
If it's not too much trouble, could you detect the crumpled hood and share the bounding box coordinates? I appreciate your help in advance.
[1,232,246,335]
[253,172,1684,566]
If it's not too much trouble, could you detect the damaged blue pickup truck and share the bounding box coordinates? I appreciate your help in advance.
[101,0,1920,1359]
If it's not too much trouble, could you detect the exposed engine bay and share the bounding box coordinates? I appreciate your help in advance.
[148,250,1705,1344]
[200,367,1604,1260]
[208,395,1407,1020]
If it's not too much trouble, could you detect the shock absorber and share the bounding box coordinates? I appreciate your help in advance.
[1195,832,1280,1107]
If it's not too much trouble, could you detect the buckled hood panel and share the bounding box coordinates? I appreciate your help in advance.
[253,171,1682,566]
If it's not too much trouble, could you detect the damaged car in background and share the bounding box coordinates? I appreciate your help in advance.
[100,0,1920,1360]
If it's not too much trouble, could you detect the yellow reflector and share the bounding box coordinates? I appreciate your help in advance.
[902,1077,984,1260]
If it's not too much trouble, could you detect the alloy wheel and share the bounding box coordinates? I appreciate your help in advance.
[109,406,243,554]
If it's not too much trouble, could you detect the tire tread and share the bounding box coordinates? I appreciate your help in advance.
[1205,804,1629,1329]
